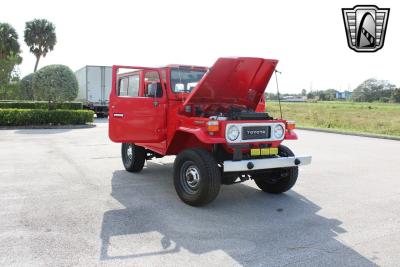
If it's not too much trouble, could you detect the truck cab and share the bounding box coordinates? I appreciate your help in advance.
[109,57,311,206]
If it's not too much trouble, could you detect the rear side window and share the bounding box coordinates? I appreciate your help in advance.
[118,74,140,97]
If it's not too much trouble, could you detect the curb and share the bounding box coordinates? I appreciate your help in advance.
[0,124,96,130]
[298,127,400,141]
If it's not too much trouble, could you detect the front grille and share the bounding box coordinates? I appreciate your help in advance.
[242,126,271,140]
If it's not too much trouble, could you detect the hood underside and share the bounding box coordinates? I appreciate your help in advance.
[183,57,278,110]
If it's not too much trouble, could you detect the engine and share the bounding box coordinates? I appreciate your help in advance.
[205,106,274,121]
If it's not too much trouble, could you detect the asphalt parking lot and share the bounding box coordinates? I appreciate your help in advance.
[1,119,400,266]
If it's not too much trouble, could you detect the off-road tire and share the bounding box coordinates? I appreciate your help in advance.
[173,148,221,206]
[121,143,146,173]
[253,145,298,194]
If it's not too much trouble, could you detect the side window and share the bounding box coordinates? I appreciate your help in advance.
[128,74,140,97]
[118,77,128,96]
[144,71,163,98]
[118,74,140,97]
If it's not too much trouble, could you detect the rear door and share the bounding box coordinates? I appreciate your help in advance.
[109,66,167,144]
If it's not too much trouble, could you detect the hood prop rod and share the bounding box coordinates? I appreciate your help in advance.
[274,69,283,119]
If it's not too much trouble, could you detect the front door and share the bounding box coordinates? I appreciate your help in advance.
[109,66,167,144]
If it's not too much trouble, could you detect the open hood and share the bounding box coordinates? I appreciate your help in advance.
[183,57,278,110]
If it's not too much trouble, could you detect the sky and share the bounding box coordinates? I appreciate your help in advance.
[1,0,399,94]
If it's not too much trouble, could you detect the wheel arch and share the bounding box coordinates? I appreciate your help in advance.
[166,130,213,155]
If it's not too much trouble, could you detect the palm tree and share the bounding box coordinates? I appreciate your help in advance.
[24,19,57,72]
[0,23,20,60]
[0,23,21,99]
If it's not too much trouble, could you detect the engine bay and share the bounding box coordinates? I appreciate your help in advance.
[188,104,274,121]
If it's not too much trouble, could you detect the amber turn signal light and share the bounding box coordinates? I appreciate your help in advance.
[207,121,219,132]
[286,121,296,130]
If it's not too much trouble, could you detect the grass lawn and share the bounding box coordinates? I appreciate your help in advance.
[266,101,400,137]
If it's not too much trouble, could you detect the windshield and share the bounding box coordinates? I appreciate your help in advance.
[170,68,207,93]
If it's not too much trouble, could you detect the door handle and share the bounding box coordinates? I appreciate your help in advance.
[113,113,124,118]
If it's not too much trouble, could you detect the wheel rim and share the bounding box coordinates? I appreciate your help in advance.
[180,161,201,194]
[126,144,133,161]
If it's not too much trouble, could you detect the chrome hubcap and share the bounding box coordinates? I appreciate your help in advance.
[180,161,201,194]
[126,145,133,160]
[185,166,200,189]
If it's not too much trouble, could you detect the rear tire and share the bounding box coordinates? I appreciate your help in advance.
[121,143,146,172]
[173,148,221,206]
[253,145,298,194]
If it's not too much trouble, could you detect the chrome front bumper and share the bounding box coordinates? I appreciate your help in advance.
[223,156,312,172]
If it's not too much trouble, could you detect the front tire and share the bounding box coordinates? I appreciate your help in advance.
[121,143,146,172]
[173,148,221,206]
[253,145,299,194]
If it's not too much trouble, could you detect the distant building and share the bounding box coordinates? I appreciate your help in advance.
[280,96,306,102]
[335,91,352,100]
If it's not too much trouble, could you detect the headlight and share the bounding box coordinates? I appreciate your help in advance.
[227,125,240,141]
[273,124,284,139]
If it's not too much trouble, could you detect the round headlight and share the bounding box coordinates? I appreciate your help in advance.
[273,124,284,139]
[227,125,240,141]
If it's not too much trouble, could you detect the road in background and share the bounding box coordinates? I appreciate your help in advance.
[1,120,399,266]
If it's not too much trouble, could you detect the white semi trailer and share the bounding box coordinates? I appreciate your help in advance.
[75,66,112,118]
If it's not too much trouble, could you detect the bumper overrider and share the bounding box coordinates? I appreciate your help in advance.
[223,155,312,172]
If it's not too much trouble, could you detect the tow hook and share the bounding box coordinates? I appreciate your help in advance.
[294,158,301,165]
[247,162,254,170]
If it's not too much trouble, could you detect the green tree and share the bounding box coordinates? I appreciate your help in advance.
[301,89,307,96]
[317,90,327,101]
[307,91,315,99]
[325,89,337,101]
[0,23,20,59]
[0,55,22,99]
[0,23,22,99]
[24,19,56,72]
[0,55,22,95]
[32,64,78,104]
[352,78,396,102]
[391,89,400,103]
[20,73,35,100]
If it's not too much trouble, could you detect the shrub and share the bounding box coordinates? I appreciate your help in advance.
[0,101,82,110]
[379,97,390,103]
[32,64,78,102]
[0,109,93,126]
[20,73,34,100]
